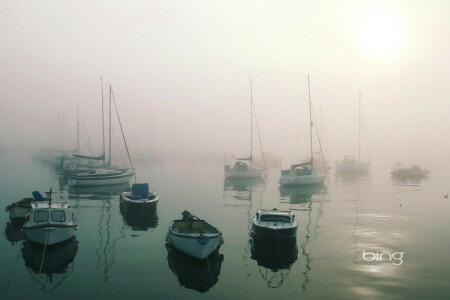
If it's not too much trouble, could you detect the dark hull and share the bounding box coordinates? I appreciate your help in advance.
[251,223,297,238]
[119,194,158,210]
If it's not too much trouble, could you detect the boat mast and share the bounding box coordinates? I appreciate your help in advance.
[250,78,253,166]
[108,86,112,169]
[76,104,80,154]
[308,74,313,168]
[101,77,105,160]
[358,92,361,162]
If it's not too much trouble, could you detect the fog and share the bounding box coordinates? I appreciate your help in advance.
[1,0,449,170]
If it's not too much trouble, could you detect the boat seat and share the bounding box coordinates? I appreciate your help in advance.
[132,183,149,199]
[32,191,45,201]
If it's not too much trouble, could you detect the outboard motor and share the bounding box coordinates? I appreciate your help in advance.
[182,210,194,221]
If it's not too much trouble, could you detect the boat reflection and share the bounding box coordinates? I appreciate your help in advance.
[335,171,370,184]
[279,184,326,204]
[223,177,265,205]
[120,204,158,230]
[166,244,224,293]
[5,221,26,245]
[21,237,79,291]
[250,237,298,288]
[68,183,131,200]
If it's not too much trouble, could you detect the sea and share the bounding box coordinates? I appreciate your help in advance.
[0,151,449,299]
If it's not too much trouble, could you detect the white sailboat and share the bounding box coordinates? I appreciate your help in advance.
[336,93,370,173]
[279,75,327,187]
[224,79,266,179]
[63,80,108,175]
[68,85,134,186]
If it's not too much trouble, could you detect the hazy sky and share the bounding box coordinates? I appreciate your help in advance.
[1,0,449,168]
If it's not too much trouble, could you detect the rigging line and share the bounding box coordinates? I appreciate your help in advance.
[311,101,328,175]
[291,79,308,165]
[80,116,95,155]
[251,97,266,166]
[110,88,135,172]
[62,114,77,152]
[361,113,372,161]
[80,122,94,155]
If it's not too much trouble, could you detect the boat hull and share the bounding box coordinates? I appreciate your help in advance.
[68,172,134,186]
[166,232,222,260]
[23,225,77,246]
[120,192,159,209]
[279,173,326,186]
[7,206,31,219]
[224,167,266,179]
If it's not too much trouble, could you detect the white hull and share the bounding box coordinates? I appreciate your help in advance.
[68,173,134,186]
[336,162,370,172]
[279,173,326,186]
[224,167,266,179]
[167,233,221,260]
[24,226,76,246]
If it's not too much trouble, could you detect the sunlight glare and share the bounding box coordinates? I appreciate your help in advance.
[361,10,403,56]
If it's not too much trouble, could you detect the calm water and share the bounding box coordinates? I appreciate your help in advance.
[1,152,449,299]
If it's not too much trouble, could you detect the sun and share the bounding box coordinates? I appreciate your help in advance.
[361,9,404,56]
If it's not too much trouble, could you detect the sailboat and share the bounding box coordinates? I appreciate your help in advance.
[224,79,266,179]
[336,93,370,173]
[68,85,134,186]
[63,99,107,175]
[279,75,327,186]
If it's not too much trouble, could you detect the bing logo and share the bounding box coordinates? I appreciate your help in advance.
[362,249,405,266]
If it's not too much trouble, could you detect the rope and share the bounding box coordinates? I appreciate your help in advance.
[36,226,50,281]
[251,98,266,166]
[110,89,135,173]
[291,79,308,165]
[311,101,328,181]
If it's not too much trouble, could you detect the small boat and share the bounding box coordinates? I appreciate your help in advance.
[224,79,266,179]
[251,209,298,238]
[23,190,78,246]
[68,169,134,186]
[6,191,47,220]
[391,164,429,179]
[166,211,223,260]
[279,75,327,186]
[120,183,159,209]
[68,85,134,187]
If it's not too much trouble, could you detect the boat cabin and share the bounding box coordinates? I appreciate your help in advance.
[26,202,74,225]
[255,209,295,225]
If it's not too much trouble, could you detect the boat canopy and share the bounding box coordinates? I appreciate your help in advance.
[73,153,105,160]
[132,183,149,199]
